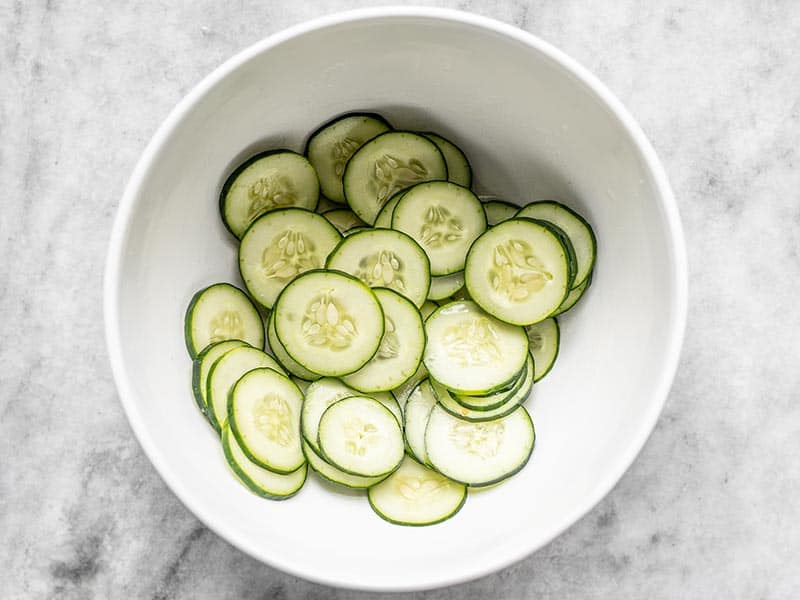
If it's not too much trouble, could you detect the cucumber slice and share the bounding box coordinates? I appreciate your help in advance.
[305,113,392,203]
[222,425,307,499]
[517,201,596,287]
[483,200,518,226]
[465,218,571,326]
[419,301,438,321]
[316,195,339,213]
[302,439,387,489]
[373,191,404,228]
[392,181,486,276]
[343,131,448,224]
[553,274,592,316]
[184,283,264,358]
[322,208,367,233]
[229,367,305,473]
[431,355,534,422]
[390,362,428,411]
[423,300,529,395]
[301,378,399,451]
[428,272,465,301]
[273,270,384,376]
[220,150,319,239]
[206,346,284,432]
[267,311,320,382]
[420,132,472,188]
[526,318,560,381]
[368,455,467,526]
[342,288,426,392]
[451,355,530,411]
[318,396,405,478]
[192,339,249,415]
[325,229,431,308]
[403,380,438,464]
[238,208,342,309]
[290,376,311,394]
[425,405,535,487]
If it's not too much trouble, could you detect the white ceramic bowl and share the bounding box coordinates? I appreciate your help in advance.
[105,7,687,591]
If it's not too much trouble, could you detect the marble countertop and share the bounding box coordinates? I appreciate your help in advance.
[2,1,798,598]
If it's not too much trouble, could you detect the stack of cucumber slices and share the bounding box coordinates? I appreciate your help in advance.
[183,111,596,526]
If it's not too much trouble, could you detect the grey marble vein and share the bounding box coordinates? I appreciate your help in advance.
[1,1,799,598]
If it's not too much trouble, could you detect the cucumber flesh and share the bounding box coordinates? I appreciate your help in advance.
[326,228,431,308]
[465,218,571,326]
[343,131,448,224]
[420,132,472,188]
[318,396,405,478]
[184,283,264,358]
[403,379,438,464]
[229,367,305,474]
[390,362,428,411]
[273,270,385,377]
[526,318,560,381]
[239,208,342,309]
[392,181,486,276]
[222,425,307,499]
[373,191,404,228]
[423,300,529,395]
[206,346,284,433]
[303,439,387,489]
[452,356,529,411]
[428,272,465,301]
[419,301,439,321]
[553,274,592,316]
[306,113,392,203]
[368,455,467,526]
[322,208,367,233]
[516,201,596,287]
[220,150,319,238]
[267,311,320,382]
[425,405,535,487]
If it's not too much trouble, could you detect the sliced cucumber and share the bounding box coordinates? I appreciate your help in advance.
[420,132,472,188]
[368,455,467,526]
[316,195,339,213]
[419,301,438,321]
[390,362,428,410]
[228,367,305,473]
[553,274,592,315]
[302,439,387,489]
[318,396,405,477]
[392,181,486,276]
[483,200,518,226]
[517,201,596,287]
[373,191,404,228]
[273,270,384,376]
[238,208,342,309]
[322,208,367,233]
[301,378,399,451]
[342,288,426,392]
[343,131,448,224]
[403,379,438,464]
[423,300,529,395]
[305,113,392,203]
[431,355,534,422]
[291,376,311,393]
[428,272,465,301]
[452,355,529,411]
[465,218,571,326]
[425,405,535,487]
[267,311,320,382]
[192,339,249,416]
[526,317,559,381]
[220,150,319,239]
[222,425,307,499]
[184,283,264,358]
[206,346,284,433]
[325,228,431,308]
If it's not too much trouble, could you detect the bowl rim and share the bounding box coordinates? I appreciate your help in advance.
[104,6,688,591]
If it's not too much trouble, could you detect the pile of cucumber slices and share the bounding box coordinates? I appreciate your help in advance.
[184,112,596,526]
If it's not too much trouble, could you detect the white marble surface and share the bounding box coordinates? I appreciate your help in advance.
[1,1,799,598]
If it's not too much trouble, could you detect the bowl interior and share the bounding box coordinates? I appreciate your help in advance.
[107,11,684,591]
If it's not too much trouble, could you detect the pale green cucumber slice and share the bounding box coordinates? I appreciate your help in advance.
[526,317,560,381]
[420,132,472,188]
